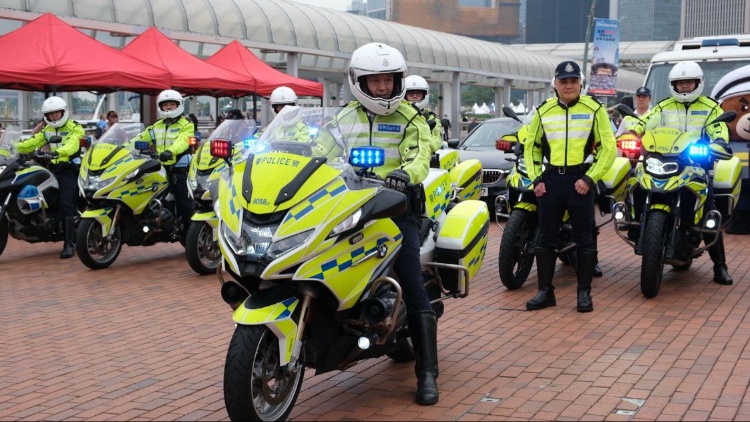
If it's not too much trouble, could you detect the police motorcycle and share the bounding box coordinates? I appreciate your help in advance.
[212,106,489,421]
[494,107,632,290]
[0,126,83,256]
[185,119,257,275]
[76,122,187,269]
[612,105,740,298]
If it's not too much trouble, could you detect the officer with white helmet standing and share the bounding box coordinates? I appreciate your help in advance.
[268,86,310,142]
[314,42,438,405]
[405,75,443,154]
[632,61,734,285]
[129,89,195,234]
[16,96,85,259]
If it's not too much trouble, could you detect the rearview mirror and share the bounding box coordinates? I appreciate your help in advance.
[447,139,460,148]
[709,111,737,125]
[48,135,62,144]
[616,104,637,119]
[502,106,522,123]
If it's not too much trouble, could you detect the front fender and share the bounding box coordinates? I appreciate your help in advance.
[80,207,114,237]
[191,210,218,229]
[233,293,300,366]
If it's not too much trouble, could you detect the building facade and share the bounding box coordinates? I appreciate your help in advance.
[525,0,610,43]
[681,0,750,38]
[617,0,680,41]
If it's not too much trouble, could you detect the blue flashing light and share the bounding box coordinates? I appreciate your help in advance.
[701,38,739,47]
[349,146,385,168]
[689,145,709,157]
[134,141,150,151]
[243,138,253,149]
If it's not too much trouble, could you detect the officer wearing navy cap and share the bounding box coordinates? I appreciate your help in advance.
[616,86,652,136]
[523,60,617,312]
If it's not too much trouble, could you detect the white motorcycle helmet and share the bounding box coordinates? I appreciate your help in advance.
[669,61,704,104]
[41,96,69,129]
[405,75,430,110]
[348,42,407,116]
[270,86,298,111]
[156,89,184,119]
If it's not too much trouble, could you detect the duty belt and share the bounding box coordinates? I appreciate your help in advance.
[545,163,589,175]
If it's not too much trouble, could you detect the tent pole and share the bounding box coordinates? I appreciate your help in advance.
[253,95,257,122]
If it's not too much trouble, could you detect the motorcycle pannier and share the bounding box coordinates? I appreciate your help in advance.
[597,156,631,214]
[449,159,483,202]
[713,156,742,219]
[434,200,489,292]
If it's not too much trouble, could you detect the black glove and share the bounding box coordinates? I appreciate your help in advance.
[159,151,174,162]
[47,151,59,158]
[384,169,410,192]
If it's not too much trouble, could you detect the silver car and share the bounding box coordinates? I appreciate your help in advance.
[448,117,522,203]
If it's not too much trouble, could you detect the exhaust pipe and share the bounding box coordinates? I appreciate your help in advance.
[221,280,249,310]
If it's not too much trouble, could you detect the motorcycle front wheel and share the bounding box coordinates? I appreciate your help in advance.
[185,221,221,276]
[224,325,305,422]
[641,211,667,298]
[498,208,537,290]
[75,219,123,270]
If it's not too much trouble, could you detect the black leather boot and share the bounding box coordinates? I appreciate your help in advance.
[707,232,733,285]
[526,248,557,310]
[576,249,596,312]
[60,217,75,259]
[593,262,603,277]
[409,310,439,405]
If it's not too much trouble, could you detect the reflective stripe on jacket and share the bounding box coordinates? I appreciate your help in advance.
[524,95,617,184]
[15,119,84,164]
[129,116,193,166]
[634,96,728,142]
[315,100,432,183]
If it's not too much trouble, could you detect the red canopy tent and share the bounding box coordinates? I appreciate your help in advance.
[206,40,323,97]
[0,13,171,93]
[122,28,256,97]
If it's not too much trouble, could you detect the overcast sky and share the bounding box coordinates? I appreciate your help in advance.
[290,0,350,11]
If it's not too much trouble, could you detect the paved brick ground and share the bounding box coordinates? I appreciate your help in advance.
[2,218,750,421]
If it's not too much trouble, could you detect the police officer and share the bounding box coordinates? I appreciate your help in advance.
[524,61,617,312]
[633,61,734,285]
[405,75,443,154]
[129,89,194,233]
[315,42,437,405]
[615,86,651,136]
[16,96,84,259]
[268,86,310,142]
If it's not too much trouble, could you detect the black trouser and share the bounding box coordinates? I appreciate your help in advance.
[53,164,79,220]
[537,171,596,252]
[679,186,726,263]
[167,168,193,229]
[393,215,431,315]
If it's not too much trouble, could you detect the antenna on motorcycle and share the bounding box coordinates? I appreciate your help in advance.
[502,106,522,123]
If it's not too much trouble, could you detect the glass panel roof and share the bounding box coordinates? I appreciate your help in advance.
[0,0,645,91]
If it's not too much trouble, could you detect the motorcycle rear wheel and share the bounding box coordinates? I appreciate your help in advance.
[75,219,122,270]
[185,221,221,276]
[498,209,537,290]
[0,216,8,257]
[641,211,667,298]
[224,325,305,422]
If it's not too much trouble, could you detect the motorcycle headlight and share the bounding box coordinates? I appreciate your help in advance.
[81,173,116,191]
[221,222,276,257]
[267,229,314,259]
[645,156,679,176]
[330,208,363,237]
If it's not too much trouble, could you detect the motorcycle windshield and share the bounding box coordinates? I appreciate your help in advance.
[0,125,23,163]
[643,110,703,154]
[244,106,353,168]
[208,119,258,159]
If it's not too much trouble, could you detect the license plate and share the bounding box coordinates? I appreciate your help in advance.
[480,187,488,197]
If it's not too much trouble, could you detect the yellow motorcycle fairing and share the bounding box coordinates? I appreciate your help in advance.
[634,161,709,225]
[437,150,459,170]
[218,153,341,235]
[449,159,483,201]
[422,169,453,220]
[641,127,693,155]
[232,296,299,365]
[80,207,114,237]
[80,143,169,214]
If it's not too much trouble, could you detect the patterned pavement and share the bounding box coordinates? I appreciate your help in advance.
[2,217,750,421]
